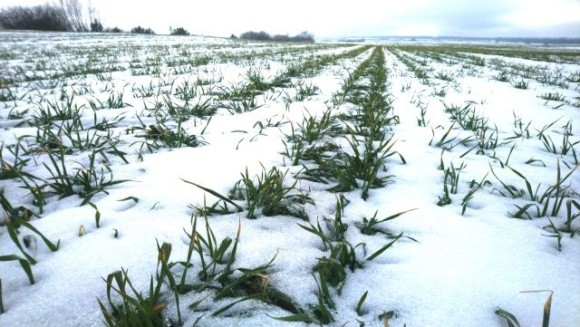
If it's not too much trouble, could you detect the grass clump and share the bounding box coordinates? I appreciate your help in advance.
[229,166,313,219]
[99,242,182,327]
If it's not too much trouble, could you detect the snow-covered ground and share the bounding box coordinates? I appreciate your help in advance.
[0,32,578,327]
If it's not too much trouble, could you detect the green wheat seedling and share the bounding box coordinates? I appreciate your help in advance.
[0,86,17,102]
[285,45,372,81]
[537,72,569,89]
[132,82,158,98]
[300,197,405,295]
[196,75,223,87]
[442,101,488,132]
[325,194,350,242]
[542,219,564,250]
[173,80,200,102]
[91,111,126,132]
[211,253,303,317]
[309,223,403,288]
[346,136,401,200]
[512,79,529,89]
[538,161,578,218]
[0,255,34,286]
[11,164,47,214]
[285,109,344,145]
[566,70,580,83]
[155,241,184,325]
[293,81,320,101]
[99,263,174,326]
[39,117,122,155]
[492,161,577,219]
[87,202,102,228]
[507,112,532,140]
[281,141,338,167]
[272,273,335,324]
[137,118,206,151]
[437,161,466,206]
[388,49,430,83]
[213,84,254,101]
[181,180,244,216]
[429,124,459,150]
[539,92,566,102]
[0,192,59,268]
[229,166,313,219]
[41,147,129,205]
[0,143,30,180]
[310,272,336,324]
[186,215,241,284]
[539,133,579,159]
[493,70,511,82]
[349,103,399,141]
[496,290,553,327]
[253,115,289,133]
[562,199,580,234]
[356,208,417,237]
[534,118,562,143]
[475,125,510,154]
[106,91,130,109]
[331,72,358,106]
[300,135,404,200]
[434,71,455,81]
[417,104,429,127]
[537,121,579,160]
[164,94,217,119]
[461,173,491,215]
[495,307,521,327]
[281,140,305,166]
[7,216,60,253]
[245,69,272,93]
[7,107,30,121]
[221,94,263,114]
[333,47,379,106]
[32,93,84,126]
[568,96,580,108]
[0,223,56,288]
[181,215,302,316]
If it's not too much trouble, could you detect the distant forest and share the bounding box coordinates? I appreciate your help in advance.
[0,1,92,32]
[0,1,151,35]
[0,1,316,43]
[238,31,315,43]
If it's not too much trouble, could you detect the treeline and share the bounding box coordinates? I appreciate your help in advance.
[238,31,314,43]
[0,0,92,32]
[0,1,162,35]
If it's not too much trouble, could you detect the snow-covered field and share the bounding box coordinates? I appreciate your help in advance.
[0,32,578,327]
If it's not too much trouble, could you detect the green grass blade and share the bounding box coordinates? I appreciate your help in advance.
[89,202,101,228]
[377,208,417,224]
[356,290,368,316]
[181,178,243,212]
[543,292,552,327]
[269,313,313,323]
[0,255,35,285]
[5,220,37,264]
[367,234,402,261]
[18,219,60,252]
[495,307,520,327]
[0,279,3,314]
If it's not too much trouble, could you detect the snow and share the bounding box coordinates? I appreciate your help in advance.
[0,32,579,327]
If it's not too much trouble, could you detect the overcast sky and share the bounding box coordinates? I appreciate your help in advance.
[2,0,580,38]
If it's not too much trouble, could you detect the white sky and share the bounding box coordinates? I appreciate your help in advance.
[1,0,579,37]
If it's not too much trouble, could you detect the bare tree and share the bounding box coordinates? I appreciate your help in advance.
[87,1,102,32]
[58,0,87,31]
